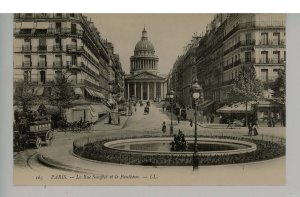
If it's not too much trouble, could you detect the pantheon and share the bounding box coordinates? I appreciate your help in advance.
[125,27,167,101]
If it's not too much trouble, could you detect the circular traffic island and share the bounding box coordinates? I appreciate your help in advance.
[73,135,285,166]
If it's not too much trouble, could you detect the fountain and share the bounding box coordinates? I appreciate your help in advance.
[73,132,285,166]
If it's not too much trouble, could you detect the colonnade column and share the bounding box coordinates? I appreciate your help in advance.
[147,82,149,100]
[160,82,163,100]
[154,82,156,100]
[141,82,143,100]
[127,82,130,100]
[134,82,136,98]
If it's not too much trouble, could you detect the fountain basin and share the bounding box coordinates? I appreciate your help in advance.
[103,137,257,156]
[73,135,285,166]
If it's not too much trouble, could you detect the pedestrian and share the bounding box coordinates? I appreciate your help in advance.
[162,121,166,133]
[177,115,180,124]
[135,107,136,112]
[253,120,259,136]
[207,115,210,124]
[211,114,215,124]
[227,118,233,129]
[118,114,120,125]
[108,113,111,124]
[248,121,253,136]
[272,117,276,127]
[189,119,193,127]
[219,114,222,124]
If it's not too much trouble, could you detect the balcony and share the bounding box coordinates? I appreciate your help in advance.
[240,39,256,46]
[233,59,241,66]
[223,25,240,41]
[22,61,32,67]
[258,58,285,64]
[22,45,32,52]
[258,39,286,46]
[224,42,241,55]
[53,45,63,51]
[37,45,47,51]
[53,62,63,68]
[48,28,83,36]
[66,45,83,53]
[66,61,81,69]
[38,61,47,67]
[35,13,50,18]
[223,60,241,71]
[14,28,83,36]
[78,79,103,92]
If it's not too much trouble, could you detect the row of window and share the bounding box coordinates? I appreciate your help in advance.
[223,68,281,82]
[224,50,286,67]
[225,31,285,51]
[22,54,74,67]
[21,37,79,49]
[16,13,78,19]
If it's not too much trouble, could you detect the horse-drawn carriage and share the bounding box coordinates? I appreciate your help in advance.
[14,114,54,151]
[144,106,150,114]
[139,100,143,106]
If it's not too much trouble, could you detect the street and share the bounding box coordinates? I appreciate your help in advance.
[14,102,285,185]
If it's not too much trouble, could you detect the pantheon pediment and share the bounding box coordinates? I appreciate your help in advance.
[126,71,165,80]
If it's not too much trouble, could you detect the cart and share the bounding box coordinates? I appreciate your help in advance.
[14,115,54,150]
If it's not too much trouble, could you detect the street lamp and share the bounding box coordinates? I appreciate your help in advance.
[191,79,202,170]
[169,90,175,136]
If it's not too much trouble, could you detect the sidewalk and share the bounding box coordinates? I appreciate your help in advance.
[93,114,130,131]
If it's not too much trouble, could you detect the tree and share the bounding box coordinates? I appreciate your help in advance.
[270,68,286,126]
[271,68,286,105]
[228,65,264,126]
[48,73,77,119]
[14,83,35,113]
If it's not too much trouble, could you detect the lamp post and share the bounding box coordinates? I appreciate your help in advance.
[191,79,202,171]
[169,90,175,136]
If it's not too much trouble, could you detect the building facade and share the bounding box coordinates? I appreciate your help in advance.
[125,27,167,101]
[169,13,286,126]
[105,41,125,102]
[13,13,124,122]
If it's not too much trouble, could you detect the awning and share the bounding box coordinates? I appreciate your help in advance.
[216,102,253,114]
[21,22,34,28]
[198,100,215,109]
[33,87,44,96]
[85,88,95,97]
[36,22,49,29]
[74,87,83,95]
[90,104,110,114]
[94,91,105,99]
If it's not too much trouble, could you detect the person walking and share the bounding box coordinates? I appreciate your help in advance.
[253,120,259,136]
[162,121,166,133]
[248,121,253,136]
[227,118,233,129]
[177,115,180,124]
[211,114,215,124]
[108,113,111,124]
[189,119,193,127]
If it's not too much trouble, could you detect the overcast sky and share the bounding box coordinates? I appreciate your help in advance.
[86,14,215,74]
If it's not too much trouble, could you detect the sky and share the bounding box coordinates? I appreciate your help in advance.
[86,14,215,74]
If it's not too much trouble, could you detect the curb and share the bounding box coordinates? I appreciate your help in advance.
[37,153,93,174]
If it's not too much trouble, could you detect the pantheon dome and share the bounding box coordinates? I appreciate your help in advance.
[130,27,159,74]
